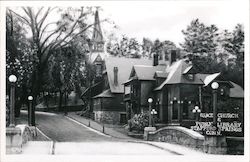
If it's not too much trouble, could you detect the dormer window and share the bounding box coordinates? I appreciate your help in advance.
[187,74,194,80]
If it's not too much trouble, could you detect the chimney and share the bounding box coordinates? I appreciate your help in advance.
[153,53,159,66]
[170,50,177,65]
[114,67,118,86]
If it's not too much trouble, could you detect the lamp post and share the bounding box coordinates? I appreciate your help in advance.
[211,82,219,127]
[8,75,17,127]
[28,96,33,126]
[192,105,201,121]
[151,109,157,127]
[148,98,153,127]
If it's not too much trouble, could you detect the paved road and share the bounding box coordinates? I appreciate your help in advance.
[35,112,114,142]
[17,111,203,155]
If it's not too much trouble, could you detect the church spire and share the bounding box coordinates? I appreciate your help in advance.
[91,9,104,52]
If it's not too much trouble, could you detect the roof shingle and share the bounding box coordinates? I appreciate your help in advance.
[132,65,166,81]
[105,57,152,93]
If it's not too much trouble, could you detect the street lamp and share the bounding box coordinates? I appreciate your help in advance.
[211,82,219,127]
[148,98,153,127]
[151,109,157,127]
[8,75,17,127]
[192,105,201,121]
[28,96,33,126]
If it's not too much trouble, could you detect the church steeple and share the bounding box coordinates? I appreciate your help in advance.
[91,9,104,52]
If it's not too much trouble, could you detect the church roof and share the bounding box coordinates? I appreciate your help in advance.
[104,57,152,93]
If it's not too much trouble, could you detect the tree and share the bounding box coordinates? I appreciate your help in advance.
[6,9,35,116]
[221,24,244,87]
[151,39,178,60]
[141,38,153,58]
[48,43,86,111]
[106,35,142,58]
[180,19,222,73]
[181,19,244,87]
[7,7,96,104]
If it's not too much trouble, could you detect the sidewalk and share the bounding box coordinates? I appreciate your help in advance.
[66,112,206,155]
[67,112,134,140]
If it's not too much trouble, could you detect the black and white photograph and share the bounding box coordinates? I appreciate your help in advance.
[0,0,249,162]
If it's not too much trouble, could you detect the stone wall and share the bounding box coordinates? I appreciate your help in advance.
[147,126,205,151]
[94,110,125,124]
[6,127,22,154]
[6,125,36,154]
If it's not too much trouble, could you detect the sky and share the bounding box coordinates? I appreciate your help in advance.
[2,0,248,47]
[98,0,247,47]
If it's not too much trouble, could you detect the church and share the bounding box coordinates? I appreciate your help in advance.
[81,9,244,128]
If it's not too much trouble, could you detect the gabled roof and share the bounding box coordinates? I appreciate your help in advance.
[203,73,221,87]
[89,52,108,63]
[105,57,152,93]
[92,89,114,98]
[193,74,243,98]
[229,81,244,98]
[182,65,193,74]
[131,65,166,81]
[155,60,204,90]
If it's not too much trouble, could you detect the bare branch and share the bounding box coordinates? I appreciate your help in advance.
[21,7,30,18]
[40,28,60,51]
[38,7,57,31]
[39,22,58,39]
[8,9,30,26]
[35,7,44,22]
[41,29,63,54]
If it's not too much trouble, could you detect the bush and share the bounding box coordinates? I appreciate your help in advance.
[128,112,149,132]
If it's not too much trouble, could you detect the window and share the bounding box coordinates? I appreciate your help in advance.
[220,88,224,95]
[125,86,131,94]
[187,74,194,80]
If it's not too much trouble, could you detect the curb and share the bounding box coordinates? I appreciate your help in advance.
[66,115,184,155]
[66,115,135,140]
[36,127,53,141]
[65,116,111,138]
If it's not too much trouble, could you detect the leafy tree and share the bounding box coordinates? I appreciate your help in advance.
[106,35,142,58]
[6,10,35,116]
[141,38,153,58]
[181,19,244,87]
[48,44,86,110]
[181,19,219,57]
[221,24,244,87]
[180,19,224,73]
[151,39,178,60]
[7,7,95,104]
